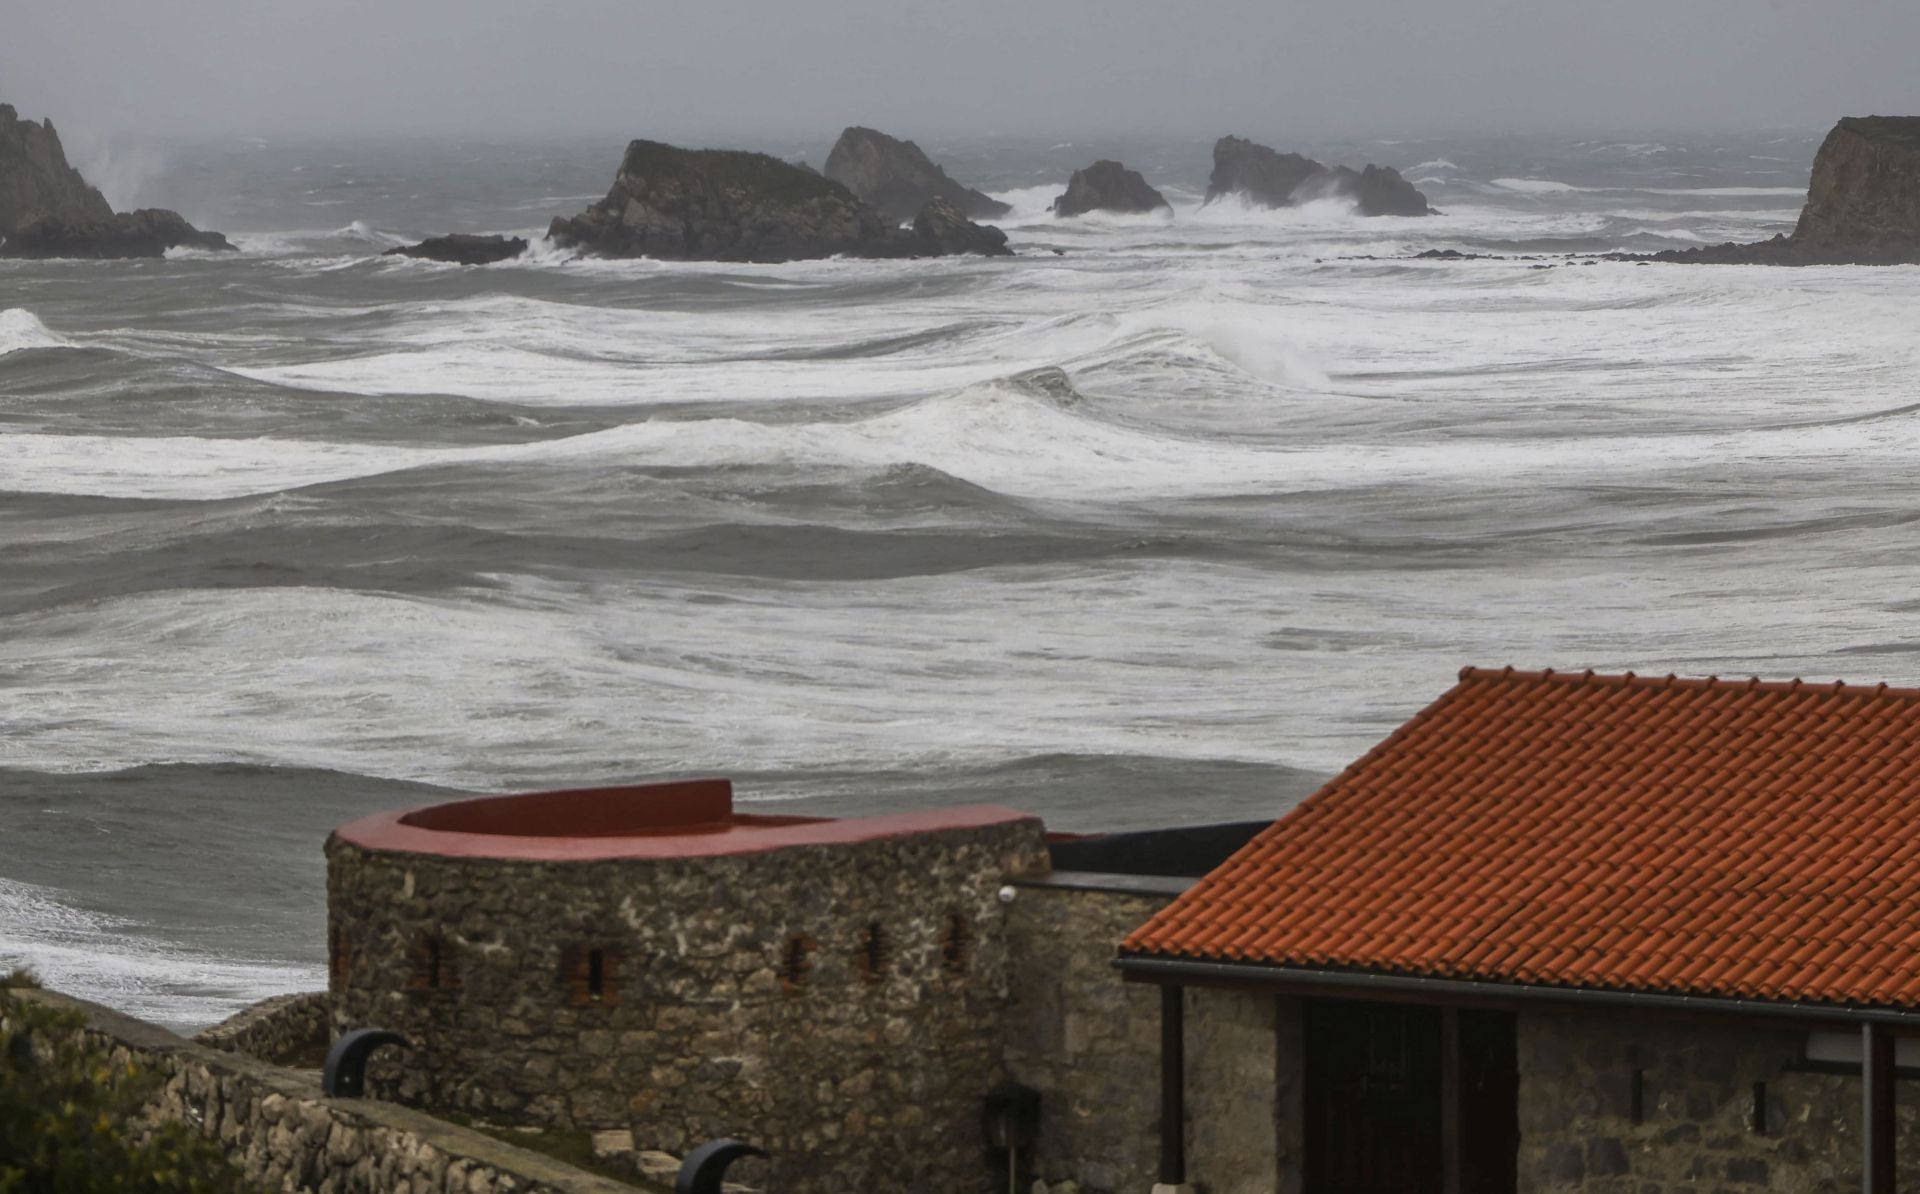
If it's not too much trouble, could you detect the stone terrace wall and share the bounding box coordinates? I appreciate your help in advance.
[1518,1007,1920,1191]
[197,991,329,1064]
[329,819,1050,1194]
[1003,880,1301,1194]
[3,987,645,1194]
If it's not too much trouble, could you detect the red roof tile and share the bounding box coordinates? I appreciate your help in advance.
[1123,667,1920,1009]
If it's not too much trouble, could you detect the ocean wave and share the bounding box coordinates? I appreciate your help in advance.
[1490,177,1585,194]
[0,308,69,355]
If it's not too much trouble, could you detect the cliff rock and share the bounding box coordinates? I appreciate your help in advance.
[385,233,529,265]
[548,139,1011,262]
[1050,160,1171,218]
[823,127,1011,224]
[1629,117,1920,266]
[1791,117,1920,257]
[1204,135,1432,217]
[0,104,231,258]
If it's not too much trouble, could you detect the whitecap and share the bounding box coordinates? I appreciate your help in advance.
[0,308,68,355]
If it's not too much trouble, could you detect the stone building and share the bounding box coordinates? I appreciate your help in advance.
[327,779,1051,1194]
[1121,666,1920,1193]
[320,665,1920,1193]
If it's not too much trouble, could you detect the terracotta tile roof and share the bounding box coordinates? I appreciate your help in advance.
[1123,666,1920,1010]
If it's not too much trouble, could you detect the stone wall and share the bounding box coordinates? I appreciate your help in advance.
[1003,880,1300,1194]
[1004,883,1166,1192]
[328,818,1050,1194]
[197,991,330,1065]
[1188,990,1302,1194]
[1517,1007,1920,1192]
[3,987,645,1194]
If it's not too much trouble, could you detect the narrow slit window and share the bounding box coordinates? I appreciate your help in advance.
[1630,1069,1644,1124]
[1751,1081,1767,1134]
[858,923,888,985]
[426,938,442,989]
[561,945,621,1007]
[941,913,972,975]
[782,935,816,991]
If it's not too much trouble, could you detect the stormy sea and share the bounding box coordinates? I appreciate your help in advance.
[4,128,1915,1030]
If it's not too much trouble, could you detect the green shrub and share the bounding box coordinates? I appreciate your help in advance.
[0,987,252,1193]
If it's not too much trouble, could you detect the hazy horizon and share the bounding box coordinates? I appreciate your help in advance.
[6,0,1918,144]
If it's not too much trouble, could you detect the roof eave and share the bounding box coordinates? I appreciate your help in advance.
[1114,953,1920,1029]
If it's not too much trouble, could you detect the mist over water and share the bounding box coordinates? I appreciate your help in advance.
[7,127,1920,1029]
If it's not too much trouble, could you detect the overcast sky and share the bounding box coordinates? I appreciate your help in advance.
[6,0,1919,141]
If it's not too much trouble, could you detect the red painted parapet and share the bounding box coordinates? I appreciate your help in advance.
[333,777,1036,863]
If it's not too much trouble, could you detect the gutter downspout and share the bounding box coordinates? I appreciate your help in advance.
[1159,984,1186,1188]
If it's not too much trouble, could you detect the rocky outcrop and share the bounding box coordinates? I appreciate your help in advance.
[384,233,528,265]
[1204,136,1432,216]
[0,103,231,258]
[909,196,1011,256]
[1,208,233,258]
[1791,117,1920,258]
[823,127,1010,224]
[0,104,111,232]
[548,139,1011,262]
[1050,160,1170,218]
[1624,118,1920,266]
[1205,137,1324,208]
[1325,164,1432,217]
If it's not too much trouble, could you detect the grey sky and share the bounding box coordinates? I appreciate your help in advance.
[6,0,1919,140]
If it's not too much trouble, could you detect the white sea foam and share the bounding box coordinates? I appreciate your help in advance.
[0,876,315,1029]
[0,308,68,354]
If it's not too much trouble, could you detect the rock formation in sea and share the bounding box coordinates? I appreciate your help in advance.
[1204,135,1432,217]
[1632,117,1920,266]
[385,233,529,265]
[0,104,232,258]
[823,127,1011,224]
[908,196,1011,257]
[548,139,1012,262]
[1050,160,1171,218]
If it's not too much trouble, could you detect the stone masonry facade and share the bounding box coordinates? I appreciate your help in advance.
[1518,1007,1920,1193]
[327,818,1050,1194]
[1002,881,1302,1194]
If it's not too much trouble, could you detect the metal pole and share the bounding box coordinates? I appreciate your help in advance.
[1160,984,1186,1185]
[1865,1021,1896,1194]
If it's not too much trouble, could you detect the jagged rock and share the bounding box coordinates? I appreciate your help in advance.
[824,127,1010,224]
[910,196,1011,257]
[548,138,1011,262]
[0,103,231,258]
[1050,160,1170,218]
[0,104,111,233]
[1,208,233,258]
[1203,135,1431,216]
[384,233,528,265]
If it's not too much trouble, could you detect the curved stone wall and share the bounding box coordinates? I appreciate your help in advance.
[326,798,1047,1194]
